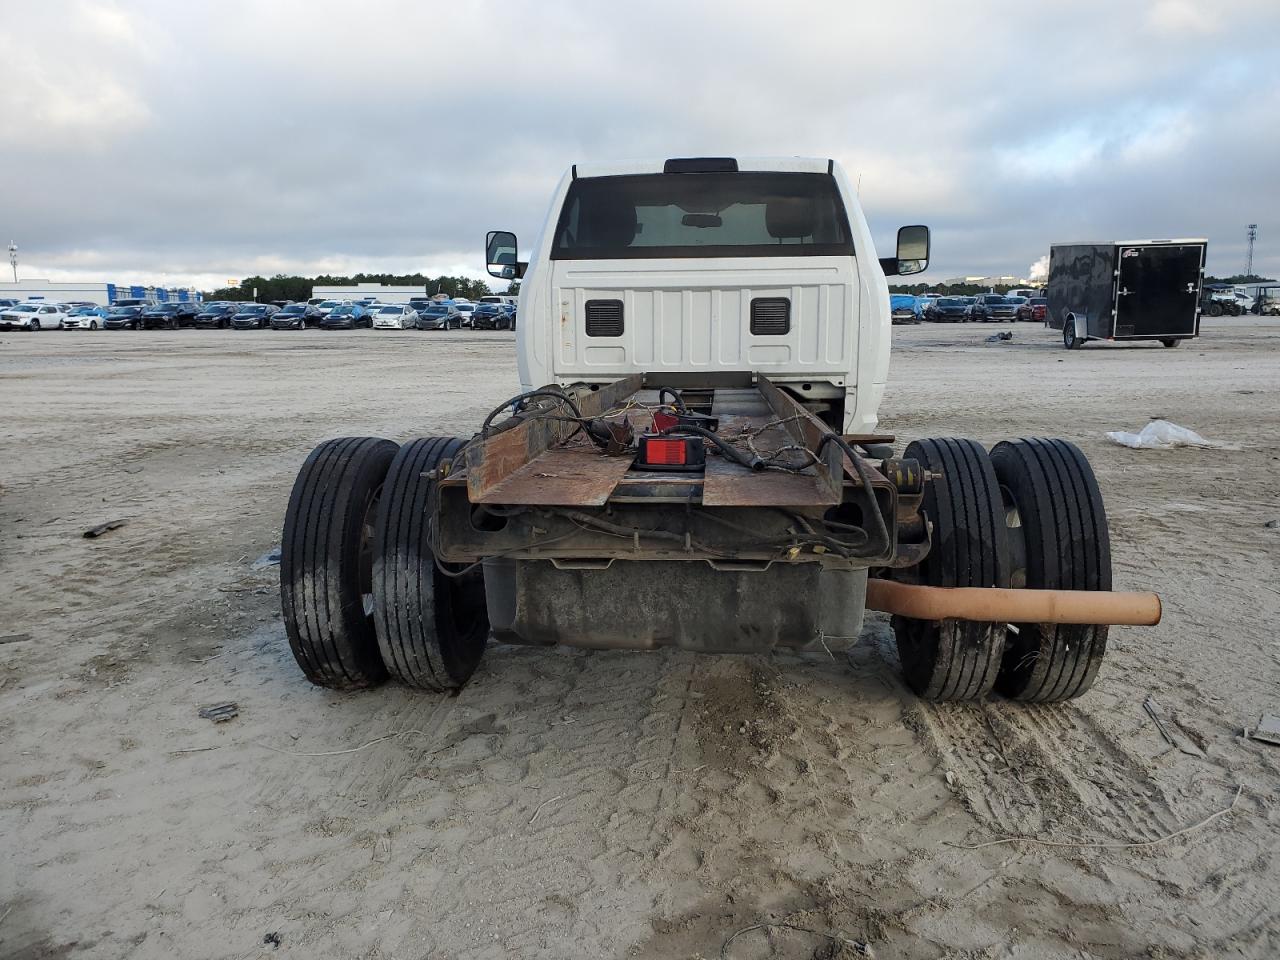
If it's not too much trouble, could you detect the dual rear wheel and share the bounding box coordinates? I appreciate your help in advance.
[891,436,1112,702]
[280,436,489,692]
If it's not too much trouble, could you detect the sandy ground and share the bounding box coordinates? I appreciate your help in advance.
[1,319,1277,960]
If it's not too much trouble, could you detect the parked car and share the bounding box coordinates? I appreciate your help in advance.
[103,305,146,330]
[969,294,1018,322]
[471,302,516,330]
[1,301,70,330]
[1017,296,1048,322]
[0,298,20,311]
[889,294,921,325]
[1004,296,1028,320]
[270,303,322,330]
[320,303,373,329]
[372,304,418,330]
[63,305,111,330]
[193,303,240,328]
[924,296,970,322]
[314,300,342,318]
[415,301,461,330]
[141,302,200,330]
[454,302,478,327]
[230,304,279,329]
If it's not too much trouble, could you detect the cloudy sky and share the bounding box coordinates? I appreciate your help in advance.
[4,0,1278,290]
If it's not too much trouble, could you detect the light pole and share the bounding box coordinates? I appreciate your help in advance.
[7,242,16,283]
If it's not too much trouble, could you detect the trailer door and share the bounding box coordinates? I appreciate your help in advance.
[1115,244,1202,338]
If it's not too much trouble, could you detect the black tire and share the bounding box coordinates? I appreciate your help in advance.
[1207,301,1223,317]
[31,319,40,332]
[891,438,1009,701]
[281,436,399,689]
[1063,321,1081,350]
[989,439,1111,702]
[373,438,489,691]
[1160,338,1180,348]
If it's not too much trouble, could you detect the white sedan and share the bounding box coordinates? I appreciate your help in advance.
[372,304,418,330]
[453,302,476,327]
[0,302,71,331]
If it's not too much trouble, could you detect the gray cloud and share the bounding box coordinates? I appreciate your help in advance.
[5,0,1278,289]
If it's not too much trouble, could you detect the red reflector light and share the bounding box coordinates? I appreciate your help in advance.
[634,433,706,472]
[644,437,687,465]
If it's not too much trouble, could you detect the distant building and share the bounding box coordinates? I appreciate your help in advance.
[941,275,1038,288]
[0,278,201,306]
[311,282,428,304]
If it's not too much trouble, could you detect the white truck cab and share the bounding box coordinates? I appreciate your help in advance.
[486,156,929,434]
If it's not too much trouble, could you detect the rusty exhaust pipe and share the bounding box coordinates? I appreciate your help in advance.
[865,579,1161,626]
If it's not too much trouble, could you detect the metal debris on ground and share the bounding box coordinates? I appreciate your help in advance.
[198,702,239,723]
[83,519,128,539]
[1250,714,1280,746]
[984,331,1013,342]
[251,547,282,569]
[262,931,282,948]
[1142,694,1206,757]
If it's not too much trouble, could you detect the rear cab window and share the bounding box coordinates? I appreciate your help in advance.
[551,172,854,260]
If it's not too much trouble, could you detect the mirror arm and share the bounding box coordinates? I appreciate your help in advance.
[516,261,528,279]
[879,256,900,277]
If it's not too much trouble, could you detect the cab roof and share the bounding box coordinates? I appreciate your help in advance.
[570,157,835,178]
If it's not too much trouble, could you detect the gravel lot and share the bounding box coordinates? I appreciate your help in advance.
[2,320,1277,959]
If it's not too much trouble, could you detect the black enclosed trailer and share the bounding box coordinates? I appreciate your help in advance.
[1046,239,1206,349]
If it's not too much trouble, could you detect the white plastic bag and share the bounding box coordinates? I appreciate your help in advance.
[1105,419,1227,450]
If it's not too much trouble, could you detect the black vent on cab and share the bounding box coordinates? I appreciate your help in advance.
[585,299,624,337]
[663,157,739,174]
[750,297,790,335]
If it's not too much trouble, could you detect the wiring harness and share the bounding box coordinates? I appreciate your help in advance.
[422,387,893,576]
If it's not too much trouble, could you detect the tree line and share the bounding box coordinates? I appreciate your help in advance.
[888,282,1030,296]
[202,273,503,303]
[889,274,1275,297]
[1204,274,1275,284]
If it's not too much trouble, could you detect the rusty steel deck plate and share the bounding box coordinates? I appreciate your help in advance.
[703,411,840,507]
[472,445,635,506]
[701,456,840,507]
[465,375,642,503]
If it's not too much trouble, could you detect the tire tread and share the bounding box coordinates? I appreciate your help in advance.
[990,438,1110,701]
